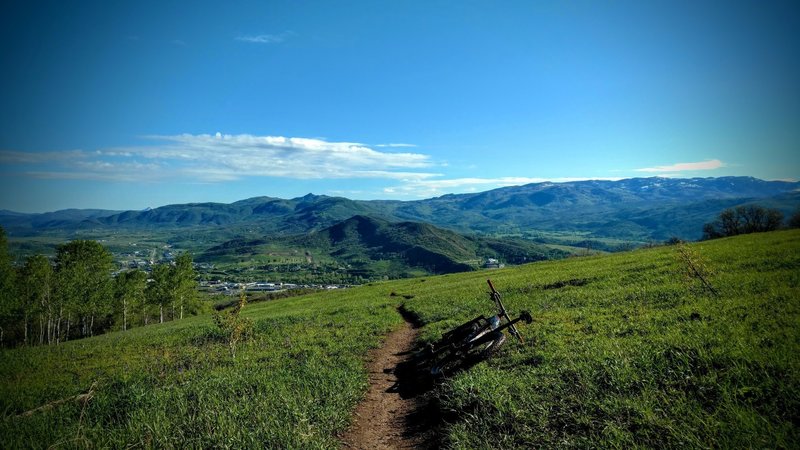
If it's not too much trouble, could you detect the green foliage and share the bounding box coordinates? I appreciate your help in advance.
[54,240,114,338]
[212,291,253,358]
[20,254,54,345]
[147,264,171,323]
[203,215,564,282]
[114,269,147,331]
[147,253,199,323]
[173,253,198,319]
[0,226,18,345]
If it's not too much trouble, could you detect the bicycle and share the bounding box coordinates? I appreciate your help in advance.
[420,279,532,377]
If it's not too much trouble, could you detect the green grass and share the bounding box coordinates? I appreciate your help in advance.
[0,289,401,448]
[1,230,798,448]
[394,229,800,448]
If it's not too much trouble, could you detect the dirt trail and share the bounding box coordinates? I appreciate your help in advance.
[340,314,435,449]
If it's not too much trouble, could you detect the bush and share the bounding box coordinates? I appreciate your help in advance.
[212,291,253,358]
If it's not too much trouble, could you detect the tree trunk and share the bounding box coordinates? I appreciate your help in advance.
[56,308,61,345]
[90,315,94,336]
[160,305,163,324]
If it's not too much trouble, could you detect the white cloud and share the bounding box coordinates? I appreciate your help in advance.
[2,134,437,183]
[635,159,725,173]
[375,143,417,148]
[235,32,293,44]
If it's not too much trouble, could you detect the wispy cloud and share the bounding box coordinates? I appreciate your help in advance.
[635,159,725,173]
[235,32,294,44]
[375,143,417,148]
[0,150,87,164]
[0,134,437,183]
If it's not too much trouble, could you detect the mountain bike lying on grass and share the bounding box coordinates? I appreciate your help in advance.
[420,279,532,377]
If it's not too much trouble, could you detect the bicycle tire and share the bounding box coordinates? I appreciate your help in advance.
[430,331,506,377]
[473,331,506,359]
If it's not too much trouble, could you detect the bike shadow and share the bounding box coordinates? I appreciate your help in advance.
[382,346,443,449]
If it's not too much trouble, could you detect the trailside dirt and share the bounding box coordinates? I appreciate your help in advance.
[340,317,434,449]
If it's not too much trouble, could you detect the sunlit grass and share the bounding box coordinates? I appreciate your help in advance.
[1,230,797,448]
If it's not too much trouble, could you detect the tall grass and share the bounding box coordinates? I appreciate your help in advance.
[0,289,401,448]
[1,230,797,448]
[397,230,799,448]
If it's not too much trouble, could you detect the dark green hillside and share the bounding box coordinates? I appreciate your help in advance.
[202,215,564,278]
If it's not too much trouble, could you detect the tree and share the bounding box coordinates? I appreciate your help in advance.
[172,253,197,320]
[0,227,17,346]
[148,264,171,324]
[718,208,740,237]
[114,269,147,331]
[20,255,53,345]
[788,208,800,229]
[54,240,113,339]
[703,205,784,240]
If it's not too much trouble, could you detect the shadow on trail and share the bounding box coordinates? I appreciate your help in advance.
[373,305,444,449]
[382,305,494,448]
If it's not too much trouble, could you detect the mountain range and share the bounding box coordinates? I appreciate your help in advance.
[3,177,798,242]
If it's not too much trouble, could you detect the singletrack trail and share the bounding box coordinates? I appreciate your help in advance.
[340,314,435,449]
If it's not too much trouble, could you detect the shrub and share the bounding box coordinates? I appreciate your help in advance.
[212,291,253,358]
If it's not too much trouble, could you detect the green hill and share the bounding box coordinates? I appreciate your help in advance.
[200,215,565,278]
[1,230,798,448]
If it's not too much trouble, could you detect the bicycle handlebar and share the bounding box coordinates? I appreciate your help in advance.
[487,279,524,344]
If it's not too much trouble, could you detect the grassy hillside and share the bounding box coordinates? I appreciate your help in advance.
[0,291,403,448]
[1,230,797,448]
[396,229,799,448]
[200,215,564,281]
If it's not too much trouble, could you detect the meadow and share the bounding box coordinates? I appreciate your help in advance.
[1,230,797,448]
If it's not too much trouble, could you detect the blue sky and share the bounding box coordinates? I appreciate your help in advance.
[1,0,798,212]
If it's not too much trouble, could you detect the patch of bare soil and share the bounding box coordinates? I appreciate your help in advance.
[340,313,436,449]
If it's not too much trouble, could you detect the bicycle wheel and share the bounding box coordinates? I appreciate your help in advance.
[472,331,506,359]
[429,347,462,377]
[465,331,506,364]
